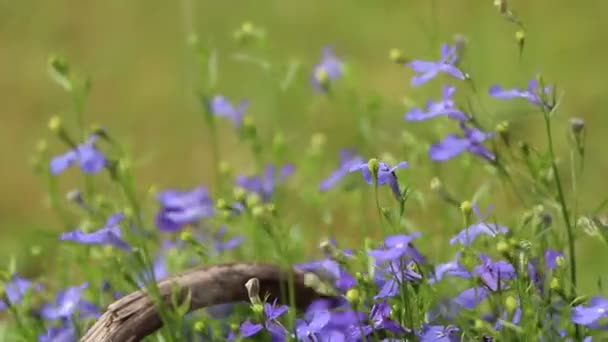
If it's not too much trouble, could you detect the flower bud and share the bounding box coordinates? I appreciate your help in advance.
[550,277,560,290]
[36,140,48,154]
[48,116,63,133]
[216,198,229,211]
[460,200,473,216]
[314,68,330,88]
[245,278,262,305]
[496,121,510,146]
[555,255,565,268]
[233,187,247,202]
[367,158,380,182]
[505,296,518,314]
[219,161,232,176]
[389,48,407,64]
[569,118,585,134]
[346,288,360,305]
[194,321,205,332]
[180,230,194,242]
[251,205,264,218]
[496,240,509,254]
[246,193,261,208]
[515,30,525,51]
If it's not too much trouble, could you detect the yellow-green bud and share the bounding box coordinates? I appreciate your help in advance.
[48,116,62,133]
[496,121,509,134]
[216,198,229,210]
[367,158,380,180]
[474,319,485,330]
[265,203,277,216]
[550,277,560,290]
[30,245,42,256]
[555,255,565,268]
[314,68,329,87]
[515,30,525,44]
[494,0,508,14]
[36,140,48,153]
[460,200,473,216]
[233,187,247,202]
[246,193,261,207]
[180,230,194,242]
[242,115,255,129]
[496,240,509,253]
[251,205,264,218]
[241,21,255,35]
[505,296,518,313]
[194,321,205,332]
[346,288,360,304]
[389,48,407,64]
[430,177,442,191]
[219,161,232,175]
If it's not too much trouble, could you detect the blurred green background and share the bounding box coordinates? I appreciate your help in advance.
[1,0,607,291]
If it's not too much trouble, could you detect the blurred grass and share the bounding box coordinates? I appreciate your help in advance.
[1,0,608,292]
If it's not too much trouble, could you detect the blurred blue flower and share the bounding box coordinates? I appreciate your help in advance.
[319,150,363,192]
[417,324,460,342]
[311,46,343,92]
[50,134,106,175]
[40,283,99,320]
[368,233,424,264]
[0,274,40,311]
[295,309,330,340]
[349,159,409,200]
[450,204,508,246]
[230,299,288,341]
[236,163,294,201]
[209,95,248,128]
[474,255,515,291]
[449,286,490,310]
[429,122,495,162]
[213,225,245,252]
[544,249,564,270]
[60,213,130,250]
[374,260,422,299]
[408,42,466,86]
[405,85,468,122]
[296,239,356,292]
[432,252,471,283]
[155,186,214,232]
[571,296,608,327]
[489,78,552,108]
[38,325,75,342]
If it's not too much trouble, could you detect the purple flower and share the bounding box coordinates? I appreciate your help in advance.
[368,233,424,264]
[38,325,75,342]
[295,309,331,340]
[418,325,460,342]
[432,253,471,283]
[0,274,40,311]
[50,134,106,175]
[209,95,248,128]
[374,261,423,299]
[450,204,508,246]
[349,159,409,200]
[405,85,468,122]
[369,301,408,334]
[571,296,608,327]
[238,320,263,338]
[137,256,168,287]
[296,241,356,293]
[449,286,491,310]
[230,299,289,341]
[544,249,563,270]
[236,163,294,201]
[429,122,495,162]
[319,150,364,192]
[407,42,466,86]
[474,255,515,291]
[60,213,130,250]
[489,78,552,107]
[311,46,343,92]
[213,225,245,252]
[40,283,99,320]
[155,186,214,232]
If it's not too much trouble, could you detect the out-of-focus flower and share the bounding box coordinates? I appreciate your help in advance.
[429,123,495,162]
[209,95,248,128]
[544,250,564,270]
[405,85,468,122]
[38,325,75,342]
[488,78,552,108]
[236,164,294,202]
[60,213,130,251]
[295,310,331,340]
[349,159,409,200]
[319,150,363,192]
[155,186,214,232]
[368,233,424,264]
[311,47,343,92]
[474,254,515,291]
[231,299,289,341]
[374,261,423,299]
[50,134,106,175]
[407,42,467,86]
[0,274,40,311]
[450,204,508,246]
[432,252,471,283]
[213,225,245,252]
[571,296,608,327]
[417,324,461,342]
[40,283,99,320]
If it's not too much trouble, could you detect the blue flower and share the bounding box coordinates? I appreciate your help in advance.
[209,95,248,128]
[374,261,422,299]
[0,274,40,311]
[431,253,471,283]
[417,324,460,342]
[236,163,294,201]
[405,85,468,122]
[449,204,508,246]
[231,299,289,341]
[50,134,106,175]
[295,309,330,340]
[40,283,99,320]
[571,296,608,327]
[319,150,363,192]
[311,46,343,92]
[155,186,214,232]
[544,249,564,270]
[474,255,515,291]
[38,325,75,342]
[349,159,409,200]
[408,42,466,86]
[213,225,245,252]
[449,286,491,311]
[489,78,552,107]
[60,213,130,250]
[368,233,424,264]
[429,122,495,162]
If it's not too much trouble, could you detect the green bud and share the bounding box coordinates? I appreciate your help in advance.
[216,198,229,210]
[550,277,560,290]
[264,203,277,216]
[346,288,360,304]
[251,205,264,218]
[36,140,48,153]
[219,161,232,175]
[389,48,407,64]
[496,240,509,254]
[246,193,261,207]
[505,296,518,313]
[314,68,330,87]
[180,230,194,242]
[233,187,247,202]
[367,158,380,182]
[430,177,442,192]
[48,116,63,133]
[241,21,255,35]
[194,321,205,332]
[494,0,508,14]
[460,200,473,216]
[516,30,525,44]
[555,255,565,268]
[30,245,42,256]
[474,319,485,330]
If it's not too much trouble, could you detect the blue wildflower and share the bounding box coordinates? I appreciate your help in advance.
[449,204,508,246]
[405,85,468,122]
[38,326,75,342]
[368,233,424,264]
[236,163,294,201]
[408,42,466,86]
[209,95,248,128]
[544,249,564,270]
[489,78,552,107]
[474,254,515,291]
[449,286,491,311]
[431,252,471,283]
[213,225,245,252]
[40,283,99,320]
[429,122,495,162]
[155,186,214,232]
[311,46,343,92]
[417,324,460,342]
[349,159,409,200]
[319,150,364,192]
[231,299,289,341]
[374,261,422,299]
[60,213,130,251]
[50,134,106,175]
[571,296,608,327]
[0,274,40,311]
[295,309,331,340]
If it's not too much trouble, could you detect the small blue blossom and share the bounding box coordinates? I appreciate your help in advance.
[349,159,409,200]
[236,163,294,201]
[489,78,552,107]
[40,283,99,320]
[50,134,106,175]
[450,204,508,246]
[368,233,424,264]
[474,254,515,291]
[295,309,331,341]
[417,324,460,342]
[429,122,495,162]
[319,150,364,192]
[38,325,75,342]
[432,252,471,283]
[0,274,40,311]
[544,249,564,270]
[311,46,343,92]
[449,286,491,311]
[571,296,608,327]
[213,225,245,252]
[209,95,248,128]
[408,42,467,86]
[405,85,468,122]
[155,186,214,232]
[60,213,130,251]
[374,261,423,299]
